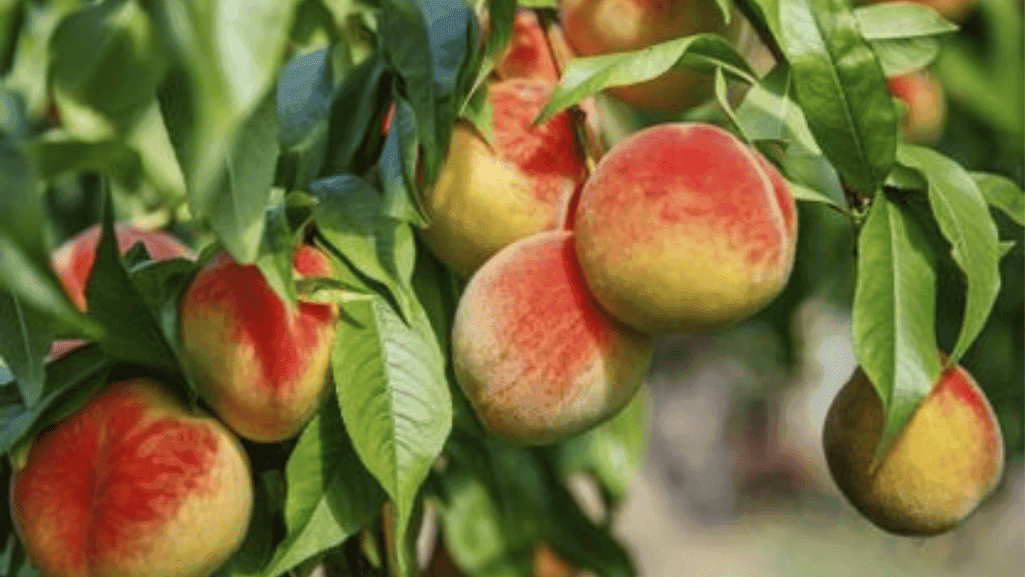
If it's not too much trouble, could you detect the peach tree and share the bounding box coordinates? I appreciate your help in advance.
[0,0,1022,576]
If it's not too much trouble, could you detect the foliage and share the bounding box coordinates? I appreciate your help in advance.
[0,0,1021,575]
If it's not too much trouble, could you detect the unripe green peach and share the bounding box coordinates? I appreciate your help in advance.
[573,122,797,334]
[453,230,653,445]
[10,378,253,577]
[823,363,1005,536]
[559,0,731,112]
[419,79,588,278]
[179,245,338,443]
[47,223,197,361]
[887,69,947,146]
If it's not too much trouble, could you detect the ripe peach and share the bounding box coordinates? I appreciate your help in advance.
[559,0,731,112]
[179,245,338,443]
[823,362,1005,535]
[47,223,197,361]
[452,230,653,445]
[10,378,253,577]
[420,79,587,277]
[573,123,797,333]
[887,69,947,146]
[494,10,565,83]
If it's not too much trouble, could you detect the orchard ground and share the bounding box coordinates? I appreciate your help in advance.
[608,300,1023,577]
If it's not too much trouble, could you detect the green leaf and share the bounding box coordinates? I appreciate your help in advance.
[0,344,111,456]
[26,134,141,181]
[205,90,279,264]
[972,172,1025,226]
[261,401,385,577]
[0,105,47,266]
[853,3,958,39]
[332,294,451,574]
[557,387,649,501]
[323,53,389,175]
[897,145,1002,363]
[852,193,941,452]
[379,96,425,225]
[49,0,168,133]
[735,65,821,156]
[537,34,755,124]
[278,48,334,150]
[148,0,301,225]
[778,0,896,194]
[310,175,417,320]
[85,196,180,374]
[127,257,199,361]
[0,292,53,407]
[868,36,940,77]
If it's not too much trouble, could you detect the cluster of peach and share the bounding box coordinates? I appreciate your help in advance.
[427,4,1004,542]
[423,9,799,445]
[12,224,340,577]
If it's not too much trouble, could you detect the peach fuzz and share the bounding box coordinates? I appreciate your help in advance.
[47,223,197,361]
[822,362,1004,536]
[10,378,253,577]
[452,231,653,446]
[559,0,731,112]
[573,122,797,334]
[179,245,338,443]
[887,69,947,146]
[419,78,587,278]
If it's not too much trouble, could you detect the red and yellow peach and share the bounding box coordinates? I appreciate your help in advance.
[823,361,1005,535]
[452,230,652,445]
[10,378,253,577]
[573,122,797,333]
[178,245,338,443]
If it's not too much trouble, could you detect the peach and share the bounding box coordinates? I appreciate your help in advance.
[179,245,338,443]
[494,10,565,83]
[420,78,587,278]
[559,0,732,112]
[452,230,653,445]
[823,362,1005,535]
[887,69,947,146]
[573,122,797,333]
[47,223,197,361]
[10,378,253,577]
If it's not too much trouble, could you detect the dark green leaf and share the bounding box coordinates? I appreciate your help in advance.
[323,54,389,175]
[778,0,896,194]
[0,292,53,406]
[897,145,1001,363]
[852,193,940,452]
[379,96,425,225]
[85,197,180,373]
[278,48,334,150]
[0,344,111,456]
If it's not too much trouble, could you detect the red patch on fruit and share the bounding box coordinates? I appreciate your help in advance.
[12,383,218,574]
[491,80,587,204]
[492,234,612,397]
